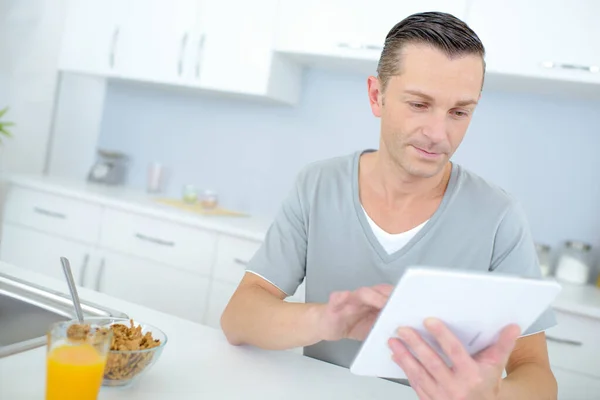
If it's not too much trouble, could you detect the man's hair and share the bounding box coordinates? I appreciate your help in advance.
[376,11,486,92]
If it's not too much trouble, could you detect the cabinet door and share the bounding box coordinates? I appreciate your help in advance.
[553,367,600,400]
[467,0,600,84]
[58,0,129,76]
[198,0,277,95]
[0,224,92,286]
[116,0,203,85]
[205,279,237,329]
[95,250,210,323]
[276,0,468,55]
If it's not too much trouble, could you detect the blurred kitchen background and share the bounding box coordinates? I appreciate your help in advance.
[1,1,600,283]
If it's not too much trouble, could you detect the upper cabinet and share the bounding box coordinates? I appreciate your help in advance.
[58,0,128,77]
[466,0,600,94]
[58,0,600,103]
[274,0,468,74]
[196,0,301,103]
[115,0,204,85]
[58,0,302,105]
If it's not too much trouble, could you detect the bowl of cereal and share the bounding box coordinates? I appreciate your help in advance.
[80,317,167,387]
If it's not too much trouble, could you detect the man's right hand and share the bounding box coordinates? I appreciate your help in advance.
[316,284,394,342]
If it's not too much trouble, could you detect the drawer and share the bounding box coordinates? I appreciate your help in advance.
[99,208,217,275]
[3,186,102,244]
[213,234,262,284]
[545,308,600,378]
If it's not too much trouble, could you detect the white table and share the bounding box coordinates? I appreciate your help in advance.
[0,263,418,399]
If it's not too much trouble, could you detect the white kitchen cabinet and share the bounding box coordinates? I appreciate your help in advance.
[466,0,600,87]
[2,186,103,245]
[0,223,92,286]
[57,0,301,104]
[94,250,210,323]
[546,309,600,379]
[99,208,217,276]
[553,367,600,400]
[58,0,129,76]
[205,279,238,329]
[116,0,205,85]
[275,0,468,73]
[196,0,300,103]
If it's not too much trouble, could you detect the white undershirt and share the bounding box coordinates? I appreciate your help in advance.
[362,206,428,255]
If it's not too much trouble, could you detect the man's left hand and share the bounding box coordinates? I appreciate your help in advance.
[388,318,521,400]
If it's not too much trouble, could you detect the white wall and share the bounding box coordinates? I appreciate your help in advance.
[97,68,600,251]
[0,0,66,174]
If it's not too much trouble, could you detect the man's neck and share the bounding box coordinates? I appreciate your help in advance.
[361,150,451,208]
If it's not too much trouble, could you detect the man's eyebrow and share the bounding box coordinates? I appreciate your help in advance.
[404,89,478,107]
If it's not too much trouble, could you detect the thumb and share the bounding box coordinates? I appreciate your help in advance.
[475,324,521,367]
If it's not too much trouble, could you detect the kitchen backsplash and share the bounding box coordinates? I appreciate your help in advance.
[97,68,600,250]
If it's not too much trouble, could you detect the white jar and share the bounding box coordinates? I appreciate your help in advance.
[555,241,593,285]
[535,243,552,277]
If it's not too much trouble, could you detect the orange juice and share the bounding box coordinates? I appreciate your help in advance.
[45,343,107,400]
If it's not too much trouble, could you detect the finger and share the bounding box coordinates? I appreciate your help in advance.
[371,284,394,297]
[475,324,521,366]
[423,318,476,376]
[413,384,434,400]
[389,338,440,399]
[396,327,454,386]
[328,290,351,312]
[353,286,389,309]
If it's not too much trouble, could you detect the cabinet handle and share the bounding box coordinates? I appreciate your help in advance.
[78,254,90,287]
[178,32,189,76]
[110,26,120,68]
[135,233,175,247]
[234,258,248,267]
[95,258,105,291]
[33,207,66,220]
[546,335,583,346]
[195,34,206,78]
[541,61,600,73]
[337,42,383,51]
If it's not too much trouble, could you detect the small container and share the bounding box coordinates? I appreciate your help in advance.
[555,240,593,285]
[182,184,198,203]
[147,162,166,193]
[200,189,218,209]
[535,243,552,277]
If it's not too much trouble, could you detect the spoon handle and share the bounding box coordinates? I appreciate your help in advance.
[61,256,85,323]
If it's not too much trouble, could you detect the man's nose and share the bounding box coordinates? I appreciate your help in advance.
[422,113,447,143]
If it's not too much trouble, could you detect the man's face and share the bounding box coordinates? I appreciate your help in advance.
[368,43,483,179]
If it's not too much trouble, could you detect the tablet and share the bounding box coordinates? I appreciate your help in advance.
[349,266,562,379]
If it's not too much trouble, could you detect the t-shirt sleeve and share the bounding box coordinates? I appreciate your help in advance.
[490,200,557,335]
[244,173,307,297]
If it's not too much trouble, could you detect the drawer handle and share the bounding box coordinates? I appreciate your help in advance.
[546,335,583,346]
[33,207,67,220]
[78,254,90,287]
[95,258,105,291]
[234,258,248,267]
[135,233,175,247]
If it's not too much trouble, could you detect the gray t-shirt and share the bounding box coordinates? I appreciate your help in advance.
[246,149,556,370]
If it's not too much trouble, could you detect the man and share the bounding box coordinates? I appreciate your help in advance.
[221,11,558,400]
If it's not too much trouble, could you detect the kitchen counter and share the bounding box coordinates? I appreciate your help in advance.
[3,174,273,242]
[551,279,600,320]
[0,262,417,400]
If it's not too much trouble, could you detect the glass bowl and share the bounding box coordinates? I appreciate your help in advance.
[79,317,167,388]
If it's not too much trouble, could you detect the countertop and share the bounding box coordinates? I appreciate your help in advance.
[3,173,273,242]
[0,262,418,400]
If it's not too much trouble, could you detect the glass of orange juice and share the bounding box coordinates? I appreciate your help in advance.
[45,319,113,400]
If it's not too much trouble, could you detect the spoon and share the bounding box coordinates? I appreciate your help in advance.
[61,256,84,323]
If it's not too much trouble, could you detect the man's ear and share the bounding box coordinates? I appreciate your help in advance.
[367,76,383,118]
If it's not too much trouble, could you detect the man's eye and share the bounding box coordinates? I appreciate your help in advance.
[410,102,427,110]
[452,110,470,118]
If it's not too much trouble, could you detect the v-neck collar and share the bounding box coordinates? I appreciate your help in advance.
[351,149,460,264]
